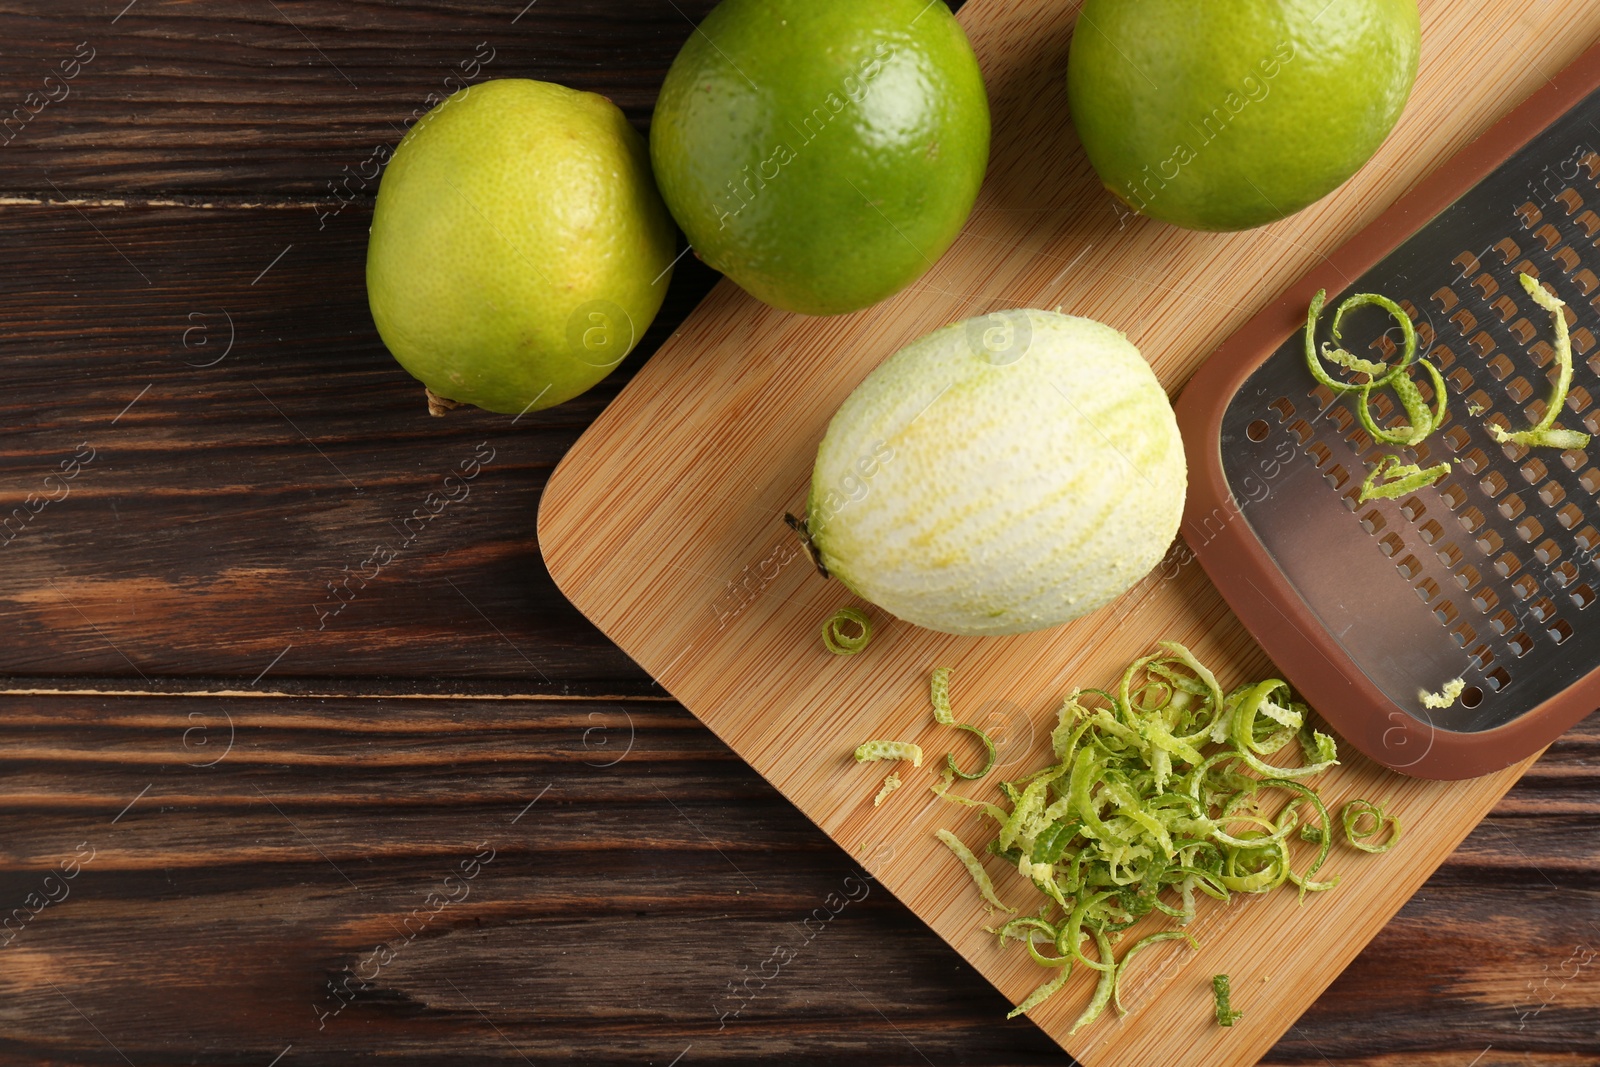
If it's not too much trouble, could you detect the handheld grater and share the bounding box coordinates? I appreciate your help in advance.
[1176,40,1600,779]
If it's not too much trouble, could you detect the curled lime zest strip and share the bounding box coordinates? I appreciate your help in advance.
[1006,964,1073,1020]
[999,775,1053,852]
[1354,358,1446,447]
[1059,889,1118,973]
[1051,690,1092,759]
[1487,274,1591,450]
[1321,342,1389,378]
[1304,291,1362,394]
[1305,289,1417,394]
[1218,828,1290,893]
[936,828,1015,913]
[1331,291,1417,387]
[1227,680,1338,778]
[1031,818,1083,866]
[1419,677,1466,710]
[1306,289,1447,450]
[1341,799,1402,853]
[873,773,902,807]
[930,765,1010,824]
[999,915,1074,968]
[854,740,922,767]
[995,914,1058,949]
[1151,641,1227,745]
[946,722,998,781]
[1358,453,1451,503]
[930,666,955,725]
[1112,930,1198,1015]
[927,668,998,779]
[1067,928,1118,1035]
[822,606,872,654]
[1267,782,1339,900]
[1419,357,1449,435]
[1213,973,1243,1026]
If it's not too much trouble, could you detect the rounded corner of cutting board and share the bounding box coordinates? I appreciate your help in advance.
[535,437,601,610]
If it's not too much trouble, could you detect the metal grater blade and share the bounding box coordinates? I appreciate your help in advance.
[1217,83,1600,735]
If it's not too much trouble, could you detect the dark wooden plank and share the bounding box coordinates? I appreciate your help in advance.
[0,691,1593,1065]
[0,198,720,685]
[0,0,719,195]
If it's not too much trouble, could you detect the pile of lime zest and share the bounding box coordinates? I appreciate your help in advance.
[873,772,903,807]
[927,667,999,781]
[1212,973,1243,1027]
[1341,799,1402,853]
[854,740,922,767]
[1420,677,1466,710]
[1488,275,1592,451]
[1358,453,1451,503]
[1305,289,1449,450]
[822,606,873,654]
[930,643,1397,1024]
[936,827,1014,913]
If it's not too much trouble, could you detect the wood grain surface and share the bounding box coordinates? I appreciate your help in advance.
[0,0,1596,1064]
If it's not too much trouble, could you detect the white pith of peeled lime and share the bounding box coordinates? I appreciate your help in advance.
[806,309,1185,636]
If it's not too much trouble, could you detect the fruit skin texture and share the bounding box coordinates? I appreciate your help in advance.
[367,79,676,415]
[650,0,990,316]
[807,310,1186,637]
[1068,0,1421,231]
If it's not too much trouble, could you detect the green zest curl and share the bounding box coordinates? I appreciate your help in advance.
[1487,275,1591,451]
[947,723,998,781]
[854,740,922,767]
[1341,799,1402,853]
[1213,973,1243,1026]
[1306,288,1449,449]
[927,643,1401,1025]
[1358,453,1451,503]
[928,668,998,781]
[822,607,873,654]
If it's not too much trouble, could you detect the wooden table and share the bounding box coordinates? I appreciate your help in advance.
[0,2,1594,1064]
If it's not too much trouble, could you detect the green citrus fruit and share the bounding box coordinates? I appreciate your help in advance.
[650,0,990,316]
[1068,0,1420,231]
[368,79,676,415]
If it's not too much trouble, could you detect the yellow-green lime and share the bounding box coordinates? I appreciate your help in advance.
[367,79,676,415]
[650,0,990,316]
[1068,0,1420,231]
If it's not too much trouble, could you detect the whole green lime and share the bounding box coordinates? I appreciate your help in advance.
[1068,0,1420,231]
[650,0,990,316]
[367,79,676,415]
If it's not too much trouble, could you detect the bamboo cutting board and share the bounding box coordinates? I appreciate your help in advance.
[539,2,1600,1061]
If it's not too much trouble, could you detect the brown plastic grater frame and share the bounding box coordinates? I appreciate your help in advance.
[1176,38,1600,780]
